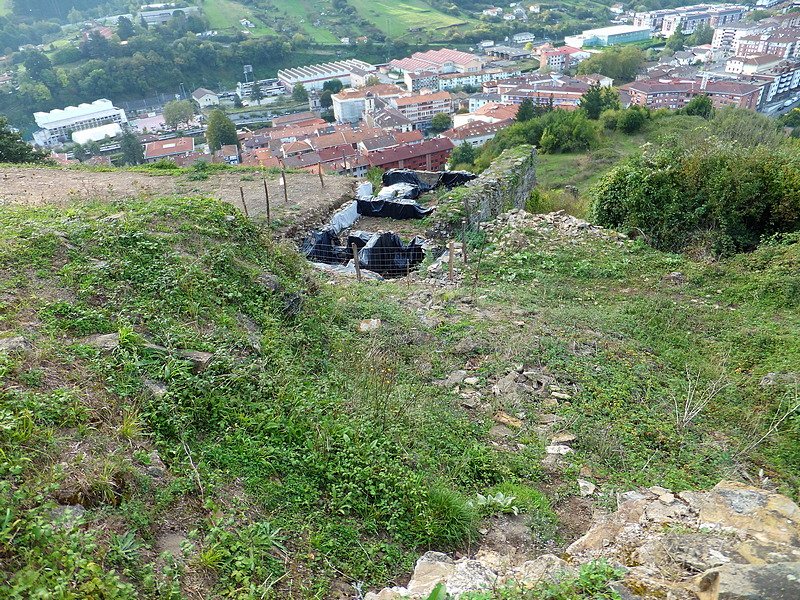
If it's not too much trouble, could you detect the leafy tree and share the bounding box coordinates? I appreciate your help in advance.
[745,9,773,22]
[292,84,308,102]
[119,131,144,165]
[22,49,51,81]
[249,84,264,106]
[682,94,713,119]
[430,112,452,132]
[579,85,621,120]
[163,100,195,129]
[0,117,48,163]
[665,24,687,52]
[364,76,381,87]
[591,139,800,254]
[117,16,135,41]
[85,140,102,156]
[686,23,713,46]
[450,141,476,167]
[322,79,344,93]
[710,106,782,147]
[617,106,647,133]
[577,46,644,83]
[320,89,333,109]
[206,109,238,152]
[778,108,800,129]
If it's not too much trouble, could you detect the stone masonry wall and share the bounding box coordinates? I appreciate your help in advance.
[430,145,537,239]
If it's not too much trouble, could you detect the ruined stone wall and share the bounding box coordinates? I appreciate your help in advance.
[431,145,537,238]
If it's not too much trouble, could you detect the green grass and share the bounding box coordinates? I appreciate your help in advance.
[348,0,476,37]
[277,0,340,44]
[202,0,277,35]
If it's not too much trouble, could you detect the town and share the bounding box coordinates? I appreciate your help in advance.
[14,2,800,173]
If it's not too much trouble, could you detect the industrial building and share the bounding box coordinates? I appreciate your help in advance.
[33,99,128,148]
[277,59,376,92]
[564,25,652,48]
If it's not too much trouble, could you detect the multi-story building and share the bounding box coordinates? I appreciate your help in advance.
[439,119,514,148]
[388,48,485,75]
[634,4,745,35]
[404,71,439,93]
[390,91,452,128]
[725,54,784,75]
[278,59,376,92]
[619,77,762,110]
[748,58,800,103]
[539,47,591,70]
[438,67,521,91]
[712,22,765,52]
[367,137,454,171]
[733,31,800,60]
[144,137,195,163]
[33,99,128,147]
[331,85,405,124]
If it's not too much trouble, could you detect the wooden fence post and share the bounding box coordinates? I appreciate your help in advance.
[240,187,249,218]
[263,178,270,227]
[448,241,454,283]
[351,243,362,282]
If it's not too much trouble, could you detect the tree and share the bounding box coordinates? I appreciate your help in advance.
[292,84,308,102]
[617,106,646,133]
[430,112,452,132]
[117,16,135,41]
[249,84,264,106]
[686,23,713,46]
[577,46,644,83]
[119,131,144,165]
[364,75,381,87]
[450,141,476,167]
[778,108,800,129]
[322,79,344,94]
[320,89,333,109]
[579,85,620,120]
[683,94,713,119]
[665,24,687,52]
[163,100,195,130]
[516,97,538,122]
[85,140,102,156]
[0,117,48,163]
[206,109,238,152]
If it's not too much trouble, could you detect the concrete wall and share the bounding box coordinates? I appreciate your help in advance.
[430,145,537,238]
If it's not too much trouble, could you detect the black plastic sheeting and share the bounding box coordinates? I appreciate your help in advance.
[356,198,434,220]
[382,169,477,192]
[301,228,425,276]
[357,232,426,277]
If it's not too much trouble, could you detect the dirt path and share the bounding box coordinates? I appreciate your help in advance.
[0,167,356,237]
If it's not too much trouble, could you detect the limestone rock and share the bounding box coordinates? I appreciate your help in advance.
[698,480,800,545]
[567,499,648,555]
[550,432,576,444]
[445,370,468,386]
[358,318,382,332]
[578,479,596,497]
[695,562,800,600]
[494,411,523,428]
[0,335,31,353]
[178,350,214,373]
[143,379,168,398]
[489,424,514,439]
[406,552,455,596]
[257,272,283,293]
[446,560,497,596]
[80,332,120,351]
[515,554,575,584]
[545,444,573,455]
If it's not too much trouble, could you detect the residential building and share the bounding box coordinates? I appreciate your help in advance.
[192,88,219,108]
[468,93,502,112]
[711,22,765,52]
[216,144,240,165]
[540,47,591,71]
[405,71,440,93]
[271,112,326,128]
[367,137,454,171]
[332,85,405,124]
[453,102,518,127]
[725,54,784,75]
[277,59,376,92]
[438,67,521,91]
[137,6,199,26]
[485,46,532,61]
[512,32,536,45]
[237,78,285,99]
[483,7,503,17]
[619,77,762,110]
[144,137,195,163]
[564,25,651,48]
[577,73,614,87]
[634,4,745,35]
[440,119,514,147]
[733,31,800,61]
[364,107,415,132]
[390,91,453,128]
[748,58,800,103]
[33,99,128,147]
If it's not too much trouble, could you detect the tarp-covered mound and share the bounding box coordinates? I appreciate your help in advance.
[357,232,425,276]
[438,170,478,189]
[300,228,426,276]
[356,198,434,220]
[382,169,477,192]
[376,182,421,201]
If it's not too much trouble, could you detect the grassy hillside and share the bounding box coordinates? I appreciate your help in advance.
[0,180,798,599]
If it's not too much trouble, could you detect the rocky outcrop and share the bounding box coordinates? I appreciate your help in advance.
[365,481,800,600]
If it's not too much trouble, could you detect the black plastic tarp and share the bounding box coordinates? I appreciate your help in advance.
[356,198,434,219]
[438,171,478,189]
[300,229,350,264]
[357,232,426,276]
[376,182,422,200]
[382,169,433,192]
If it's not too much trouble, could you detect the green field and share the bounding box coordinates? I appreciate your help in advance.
[202,0,277,36]
[348,0,476,37]
[277,0,340,44]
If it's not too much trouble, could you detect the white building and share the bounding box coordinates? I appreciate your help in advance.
[33,99,128,147]
[331,84,405,123]
[277,59,376,92]
[191,88,219,108]
[137,5,200,26]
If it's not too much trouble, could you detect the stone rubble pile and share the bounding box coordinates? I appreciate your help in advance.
[365,480,800,600]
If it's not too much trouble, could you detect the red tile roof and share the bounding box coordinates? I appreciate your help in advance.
[367,137,454,167]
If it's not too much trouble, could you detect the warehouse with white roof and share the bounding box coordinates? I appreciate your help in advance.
[33,99,128,148]
[277,59,376,92]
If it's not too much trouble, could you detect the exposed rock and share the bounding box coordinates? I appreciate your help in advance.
[698,480,800,545]
[80,332,119,351]
[178,350,214,373]
[444,370,468,386]
[0,335,31,353]
[514,554,575,584]
[545,444,573,455]
[759,372,799,387]
[446,560,498,596]
[464,376,480,386]
[143,379,168,398]
[358,318,382,332]
[537,413,564,424]
[663,272,685,284]
[695,562,800,600]
[551,391,572,400]
[578,479,596,497]
[550,432,576,444]
[257,272,283,293]
[406,552,455,596]
[49,504,86,530]
[494,411,523,428]
[489,424,514,439]
[452,337,484,355]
